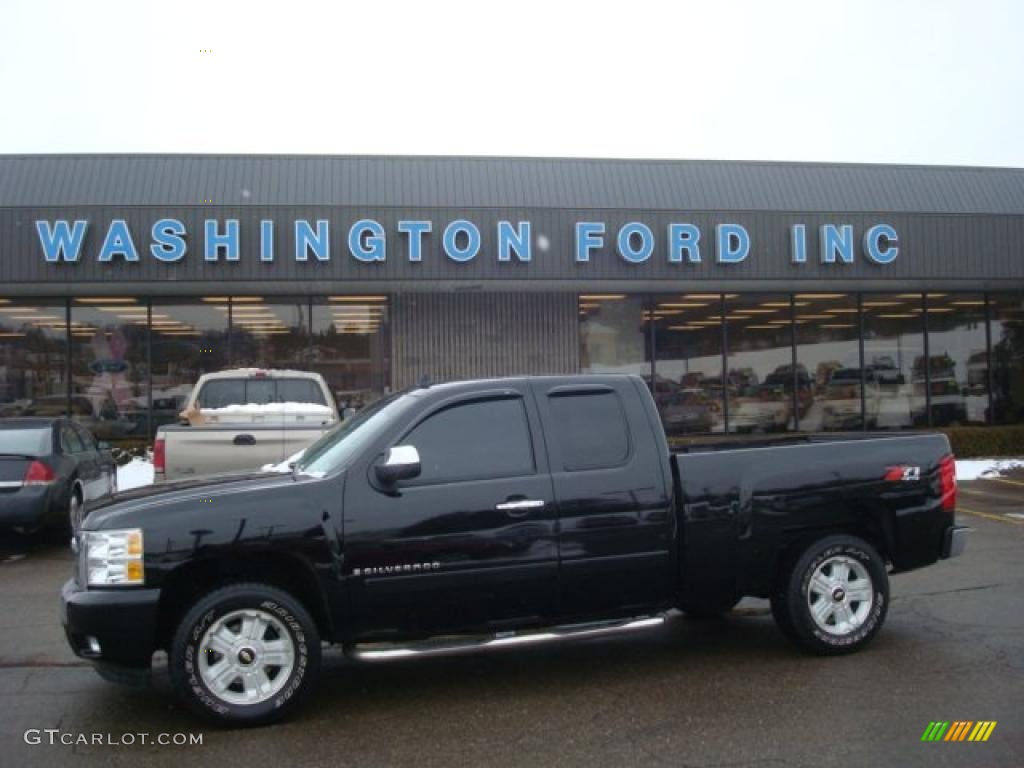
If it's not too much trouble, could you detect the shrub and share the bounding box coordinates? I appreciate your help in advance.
[936,425,1024,458]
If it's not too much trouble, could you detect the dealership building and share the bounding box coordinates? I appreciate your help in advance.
[1,154,1023,447]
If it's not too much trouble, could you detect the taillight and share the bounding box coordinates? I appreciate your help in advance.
[23,460,56,485]
[939,454,957,512]
[153,437,166,474]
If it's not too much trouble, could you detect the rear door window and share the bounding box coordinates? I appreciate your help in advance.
[547,390,630,470]
[73,423,98,451]
[60,424,85,454]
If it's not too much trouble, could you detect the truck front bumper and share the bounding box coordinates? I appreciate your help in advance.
[61,578,161,685]
[942,524,970,559]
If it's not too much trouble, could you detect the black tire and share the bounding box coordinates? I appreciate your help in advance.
[770,535,888,655]
[169,583,321,726]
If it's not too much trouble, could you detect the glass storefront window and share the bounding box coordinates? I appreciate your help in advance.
[311,296,390,415]
[2,290,1022,445]
[926,293,987,426]
[229,297,310,371]
[862,293,925,429]
[70,298,150,446]
[724,294,794,433]
[0,299,68,419]
[990,293,1024,425]
[650,293,724,436]
[794,293,861,431]
[150,298,231,435]
[579,294,649,377]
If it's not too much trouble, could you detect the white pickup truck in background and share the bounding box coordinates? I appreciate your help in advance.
[153,369,339,482]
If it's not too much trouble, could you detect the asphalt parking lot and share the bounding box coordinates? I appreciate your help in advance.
[1,478,1021,768]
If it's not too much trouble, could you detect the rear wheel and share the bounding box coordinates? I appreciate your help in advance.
[770,535,888,655]
[169,583,321,726]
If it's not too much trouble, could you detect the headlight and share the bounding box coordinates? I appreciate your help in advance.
[84,529,145,586]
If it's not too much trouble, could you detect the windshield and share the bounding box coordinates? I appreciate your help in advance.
[0,427,51,456]
[295,392,410,477]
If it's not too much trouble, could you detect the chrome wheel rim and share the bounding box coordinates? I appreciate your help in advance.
[198,608,296,706]
[68,493,82,533]
[806,555,874,636]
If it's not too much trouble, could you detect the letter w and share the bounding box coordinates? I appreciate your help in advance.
[36,220,88,262]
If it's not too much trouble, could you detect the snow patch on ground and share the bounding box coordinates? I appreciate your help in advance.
[262,449,306,473]
[117,458,154,490]
[955,458,1024,481]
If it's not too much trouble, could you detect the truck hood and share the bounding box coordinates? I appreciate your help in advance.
[83,469,309,530]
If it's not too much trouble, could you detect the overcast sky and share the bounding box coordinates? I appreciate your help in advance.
[1,0,1021,166]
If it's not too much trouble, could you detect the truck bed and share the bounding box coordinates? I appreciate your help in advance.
[672,431,954,608]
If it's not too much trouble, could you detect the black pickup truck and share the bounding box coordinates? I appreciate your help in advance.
[62,375,967,725]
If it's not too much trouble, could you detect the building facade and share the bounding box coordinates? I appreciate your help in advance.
[1,154,1022,448]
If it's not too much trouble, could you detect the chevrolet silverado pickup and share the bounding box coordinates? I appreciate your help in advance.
[61,375,968,726]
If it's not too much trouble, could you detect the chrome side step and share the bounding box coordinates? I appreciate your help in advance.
[347,615,666,662]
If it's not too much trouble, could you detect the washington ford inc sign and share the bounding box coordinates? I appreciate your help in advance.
[34,218,899,267]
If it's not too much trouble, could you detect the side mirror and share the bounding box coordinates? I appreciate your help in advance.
[375,445,421,486]
[97,441,111,451]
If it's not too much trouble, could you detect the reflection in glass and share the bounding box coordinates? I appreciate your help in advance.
[229,297,309,370]
[990,293,1024,424]
[150,299,231,435]
[579,295,649,376]
[794,293,861,431]
[0,299,68,418]
[70,298,149,445]
[311,297,390,414]
[650,294,724,435]
[862,293,925,429]
[925,294,986,426]
[724,294,794,433]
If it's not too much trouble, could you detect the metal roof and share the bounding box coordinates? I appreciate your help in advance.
[1,154,1023,214]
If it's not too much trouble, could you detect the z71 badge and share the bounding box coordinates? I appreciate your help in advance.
[884,465,921,482]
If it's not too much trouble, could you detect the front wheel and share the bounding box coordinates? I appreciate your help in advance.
[169,583,321,726]
[771,535,889,655]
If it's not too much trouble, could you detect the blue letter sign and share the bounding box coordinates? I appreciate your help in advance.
[36,219,88,263]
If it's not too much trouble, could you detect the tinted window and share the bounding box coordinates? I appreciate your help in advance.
[197,379,326,408]
[277,379,326,405]
[60,424,85,453]
[404,398,535,484]
[0,427,51,456]
[548,391,629,470]
[244,379,277,405]
[198,380,246,409]
[73,423,98,451]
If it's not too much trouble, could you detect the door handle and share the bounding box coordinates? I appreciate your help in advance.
[233,434,256,446]
[495,499,545,516]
